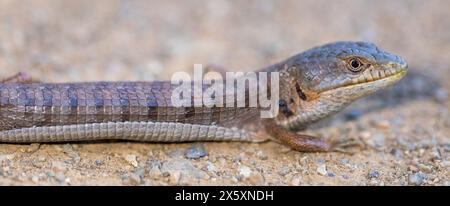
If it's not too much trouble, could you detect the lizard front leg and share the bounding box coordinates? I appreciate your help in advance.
[262,119,331,152]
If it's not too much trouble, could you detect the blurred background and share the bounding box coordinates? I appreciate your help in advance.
[0,0,448,84]
[0,0,448,185]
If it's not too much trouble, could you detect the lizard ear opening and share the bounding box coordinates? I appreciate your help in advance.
[278,99,294,117]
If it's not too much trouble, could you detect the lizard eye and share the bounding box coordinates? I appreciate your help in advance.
[348,58,363,72]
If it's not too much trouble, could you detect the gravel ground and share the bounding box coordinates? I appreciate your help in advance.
[0,0,448,185]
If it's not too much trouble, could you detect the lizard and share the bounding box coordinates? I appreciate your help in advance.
[0,41,407,152]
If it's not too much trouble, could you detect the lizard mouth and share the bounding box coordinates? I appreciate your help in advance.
[315,66,408,104]
[319,65,408,95]
[345,68,407,89]
[350,65,407,85]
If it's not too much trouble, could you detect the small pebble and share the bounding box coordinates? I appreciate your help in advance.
[433,178,440,184]
[162,172,170,177]
[418,164,432,173]
[148,167,162,178]
[121,174,137,185]
[398,138,416,151]
[129,170,144,185]
[46,171,55,178]
[95,160,104,166]
[368,133,386,148]
[368,169,380,179]
[433,88,448,103]
[124,154,138,168]
[26,143,41,153]
[167,149,184,158]
[204,161,217,173]
[233,155,244,163]
[238,166,252,179]
[316,158,326,164]
[134,168,145,180]
[368,179,379,186]
[278,166,291,176]
[374,120,389,129]
[359,131,371,139]
[408,172,427,186]
[392,116,404,126]
[0,154,14,163]
[317,164,327,176]
[444,144,450,153]
[418,148,425,157]
[185,145,208,159]
[345,109,363,120]
[408,165,419,172]
[54,172,66,185]
[62,144,81,163]
[209,156,217,163]
[248,171,265,185]
[161,160,206,179]
[430,148,441,160]
[341,158,350,164]
[256,151,268,160]
[390,148,402,158]
[218,157,227,165]
[231,177,239,183]
[290,174,301,186]
[169,171,181,185]
[146,159,162,170]
[31,176,39,183]
[52,160,67,172]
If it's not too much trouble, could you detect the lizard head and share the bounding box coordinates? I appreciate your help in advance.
[276,41,408,129]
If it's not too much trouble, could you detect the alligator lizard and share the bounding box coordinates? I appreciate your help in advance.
[0,41,407,152]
